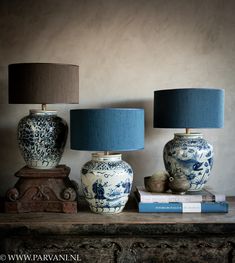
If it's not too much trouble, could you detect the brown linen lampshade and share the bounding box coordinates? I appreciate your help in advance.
[9,63,79,104]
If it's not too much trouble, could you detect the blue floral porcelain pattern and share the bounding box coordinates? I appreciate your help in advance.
[163,133,213,191]
[81,153,133,214]
[17,110,68,169]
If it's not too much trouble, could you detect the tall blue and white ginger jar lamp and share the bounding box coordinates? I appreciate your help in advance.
[70,108,144,214]
[9,63,79,169]
[154,88,224,191]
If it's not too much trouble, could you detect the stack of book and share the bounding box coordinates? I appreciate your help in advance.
[135,186,228,213]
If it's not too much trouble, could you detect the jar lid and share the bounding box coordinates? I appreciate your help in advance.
[92,152,122,161]
[30,109,57,116]
[174,133,203,139]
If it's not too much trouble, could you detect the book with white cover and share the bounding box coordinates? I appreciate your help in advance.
[136,186,226,203]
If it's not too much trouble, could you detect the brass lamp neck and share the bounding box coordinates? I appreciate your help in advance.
[186,128,191,134]
[41,104,47,111]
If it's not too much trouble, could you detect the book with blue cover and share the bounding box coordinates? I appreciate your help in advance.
[137,201,229,213]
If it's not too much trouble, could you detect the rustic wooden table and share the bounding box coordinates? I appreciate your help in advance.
[0,197,235,263]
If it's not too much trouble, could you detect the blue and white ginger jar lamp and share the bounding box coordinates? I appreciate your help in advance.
[154,88,224,191]
[9,63,79,169]
[70,108,144,214]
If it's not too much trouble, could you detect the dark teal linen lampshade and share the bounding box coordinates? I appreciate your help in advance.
[70,108,144,151]
[154,88,224,128]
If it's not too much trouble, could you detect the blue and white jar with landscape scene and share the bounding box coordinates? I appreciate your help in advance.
[81,153,133,214]
[163,133,213,191]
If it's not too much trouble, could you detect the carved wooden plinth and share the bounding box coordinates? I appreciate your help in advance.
[5,165,77,213]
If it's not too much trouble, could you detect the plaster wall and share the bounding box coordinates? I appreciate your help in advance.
[0,0,234,195]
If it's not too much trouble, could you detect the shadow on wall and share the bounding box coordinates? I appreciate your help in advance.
[0,126,19,197]
[101,99,165,141]
[0,65,8,104]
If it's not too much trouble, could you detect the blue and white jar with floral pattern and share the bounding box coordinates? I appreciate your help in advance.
[17,110,68,169]
[81,153,133,214]
[163,133,213,191]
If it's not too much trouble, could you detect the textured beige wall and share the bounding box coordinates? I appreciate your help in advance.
[0,0,235,196]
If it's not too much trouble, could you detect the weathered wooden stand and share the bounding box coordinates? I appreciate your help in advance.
[5,165,77,213]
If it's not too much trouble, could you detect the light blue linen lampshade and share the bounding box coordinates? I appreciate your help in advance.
[154,88,224,128]
[70,108,144,151]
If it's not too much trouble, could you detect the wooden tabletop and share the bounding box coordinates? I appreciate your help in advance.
[0,197,235,236]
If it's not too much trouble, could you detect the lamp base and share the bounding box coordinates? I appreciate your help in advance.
[81,153,133,214]
[5,165,77,213]
[163,133,213,191]
[17,110,68,169]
